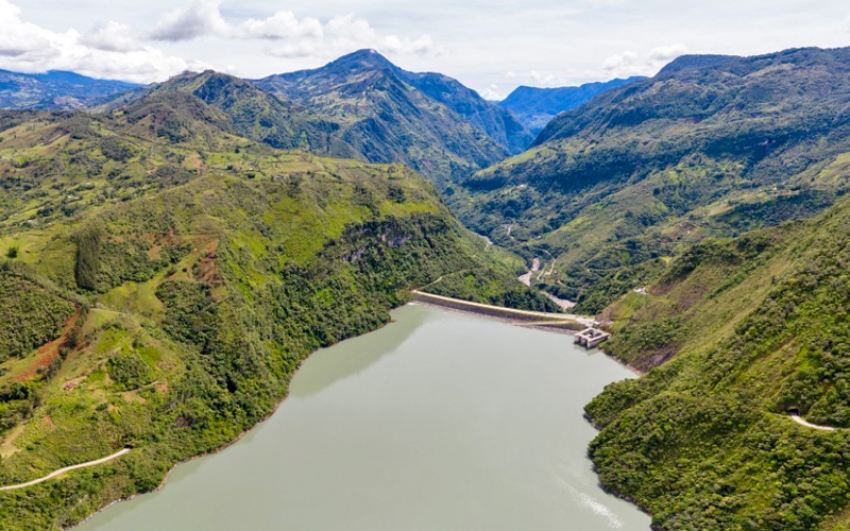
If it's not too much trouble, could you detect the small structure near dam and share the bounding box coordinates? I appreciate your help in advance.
[574,328,610,348]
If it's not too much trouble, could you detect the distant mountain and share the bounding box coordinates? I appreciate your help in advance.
[255,49,533,185]
[497,77,644,134]
[0,70,138,110]
[459,46,850,311]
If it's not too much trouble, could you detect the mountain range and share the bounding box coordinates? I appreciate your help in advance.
[0,52,640,188]
[0,70,139,110]
[457,46,850,313]
[3,44,850,531]
[254,49,533,185]
[496,76,645,134]
[0,74,554,528]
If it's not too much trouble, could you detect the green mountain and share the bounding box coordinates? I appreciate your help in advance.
[0,70,138,110]
[100,70,361,158]
[497,77,644,134]
[255,49,533,185]
[0,95,553,528]
[457,46,850,313]
[585,196,850,530]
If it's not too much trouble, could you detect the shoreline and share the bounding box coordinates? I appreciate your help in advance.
[65,297,644,529]
[67,315,399,530]
[66,384,299,530]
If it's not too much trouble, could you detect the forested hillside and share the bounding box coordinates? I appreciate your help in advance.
[457,47,850,313]
[256,49,532,185]
[585,196,850,530]
[0,95,551,529]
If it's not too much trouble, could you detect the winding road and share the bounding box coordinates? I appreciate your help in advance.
[0,448,131,492]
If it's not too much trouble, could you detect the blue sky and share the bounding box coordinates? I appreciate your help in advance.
[4,0,850,98]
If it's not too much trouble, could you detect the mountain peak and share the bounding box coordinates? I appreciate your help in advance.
[326,48,397,73]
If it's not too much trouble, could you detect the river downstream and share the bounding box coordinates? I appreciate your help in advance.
[77,305,651,531]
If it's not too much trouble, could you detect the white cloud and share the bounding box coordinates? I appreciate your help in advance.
[530,70,558,85]
[649,44,689,62]
[603,44,688,78]
[602,51,639,73]
[236,11,323,40]
[151,1,434,59]
[482,84,500,100]
[505,68,593,88]
[152,0,325,42]
[0,0,198,83]
[151,0,229,42]
[379,34,434,55]
[80,21,140,52]
[267,14,434,59]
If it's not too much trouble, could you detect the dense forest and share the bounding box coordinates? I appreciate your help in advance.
[586,199,850,530]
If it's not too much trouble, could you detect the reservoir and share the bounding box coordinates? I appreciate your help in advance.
[77,305,651,531]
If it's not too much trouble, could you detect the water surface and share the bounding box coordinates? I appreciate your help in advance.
[78,305,651,531]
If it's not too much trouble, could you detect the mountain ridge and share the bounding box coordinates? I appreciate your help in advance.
[457,45,850,313]
[497,76,645,134]
[255,49,533,184]
[0,70,138,111]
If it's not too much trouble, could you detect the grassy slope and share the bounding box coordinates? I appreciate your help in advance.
[454,47,850,313]
[585,199,850,530]
[0,105,552,530]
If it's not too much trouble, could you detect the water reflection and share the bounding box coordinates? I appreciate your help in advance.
[290,304,432,397]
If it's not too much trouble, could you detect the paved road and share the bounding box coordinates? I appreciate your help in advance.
[0,448,131,492]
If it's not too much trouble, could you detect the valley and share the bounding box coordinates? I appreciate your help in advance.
[1,40,850,531]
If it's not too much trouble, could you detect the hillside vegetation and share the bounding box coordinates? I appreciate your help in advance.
[100,71,360,160]
[457,47,850,313]
[0,94,551,529]
[586,198,850,530]
[256,49,532,185]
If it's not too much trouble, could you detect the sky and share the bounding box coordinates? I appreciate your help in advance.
[2,0,849,99]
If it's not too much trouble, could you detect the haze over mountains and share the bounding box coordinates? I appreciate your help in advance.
[0,70,139,111]
[496,77,645,134]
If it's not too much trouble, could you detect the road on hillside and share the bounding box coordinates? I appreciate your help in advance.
[0,448,131,492]
[789,412,837,431]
